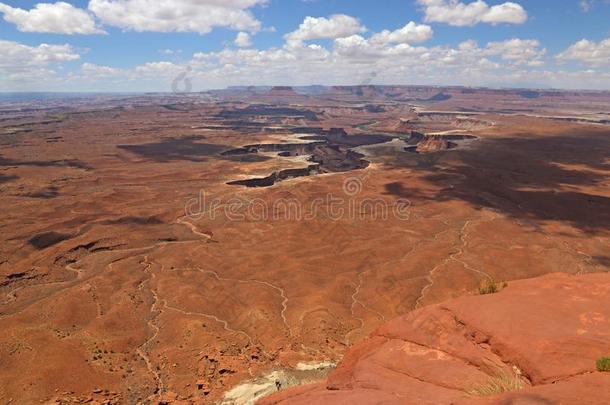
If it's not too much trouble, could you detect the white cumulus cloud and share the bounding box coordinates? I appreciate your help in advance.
[2,5,609,91]
[0,39,80,88]
[370,21,433,45]
[0,2,105,34]
[81,62,124,78]
[0,39,80,67]
[235,32,252,48]
[417,0,527,26]
[485,38,546,66]
[285,14,365,43]
[88,0,266,34]
[556,38,610,67]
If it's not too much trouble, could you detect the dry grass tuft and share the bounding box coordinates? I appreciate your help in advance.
[478,279,508,295]
[467,372,525,396]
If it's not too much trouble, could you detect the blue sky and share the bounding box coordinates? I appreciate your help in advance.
[0,0,609,91]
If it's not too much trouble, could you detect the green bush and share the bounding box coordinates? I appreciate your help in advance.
[597,357,610,372]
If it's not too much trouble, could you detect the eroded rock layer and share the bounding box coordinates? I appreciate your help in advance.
[263,273,610,405]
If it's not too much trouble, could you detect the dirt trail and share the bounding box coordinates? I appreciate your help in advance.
[163,302,255,346]
[176,216,213,240]
[135,257,164,398]
[414,257,453,309]
[346,270,387,344]
[197,268,291,335]
[415,213,495,309]
[448,215,495,280]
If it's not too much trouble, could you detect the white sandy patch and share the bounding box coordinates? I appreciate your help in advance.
[221,362,335,405]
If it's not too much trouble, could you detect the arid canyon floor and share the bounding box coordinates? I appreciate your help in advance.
[0,86,609,404]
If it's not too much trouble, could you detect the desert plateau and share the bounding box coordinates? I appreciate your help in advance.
[1,86,609,404]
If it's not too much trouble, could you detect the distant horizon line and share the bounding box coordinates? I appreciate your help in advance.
[1,84,609,95]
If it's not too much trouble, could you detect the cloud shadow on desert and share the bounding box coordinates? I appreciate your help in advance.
[0,156,91,170]
[117,135,271,163]
[384,128,610,234]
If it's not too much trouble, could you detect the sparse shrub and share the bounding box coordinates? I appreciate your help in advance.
[479,279,498,295]
[468,372,525,396]
[478,278,506,295]
[597,357,610,372]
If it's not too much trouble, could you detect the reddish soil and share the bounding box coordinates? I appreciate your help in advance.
[0,87,608,403]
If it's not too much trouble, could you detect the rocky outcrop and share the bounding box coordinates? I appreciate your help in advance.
[389,118,415,133]
[268,86,299,97]
[403,131,478,153]
[261,273,610,404]
[413,136,457,153]
[224,128,391,187]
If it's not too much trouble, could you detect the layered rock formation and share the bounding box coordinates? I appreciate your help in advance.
[412,136,456,153]
[404,131,478,153]
[268,87,299,97]
[262,273,610,404]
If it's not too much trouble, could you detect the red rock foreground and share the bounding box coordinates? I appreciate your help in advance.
[262,273,610,404]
